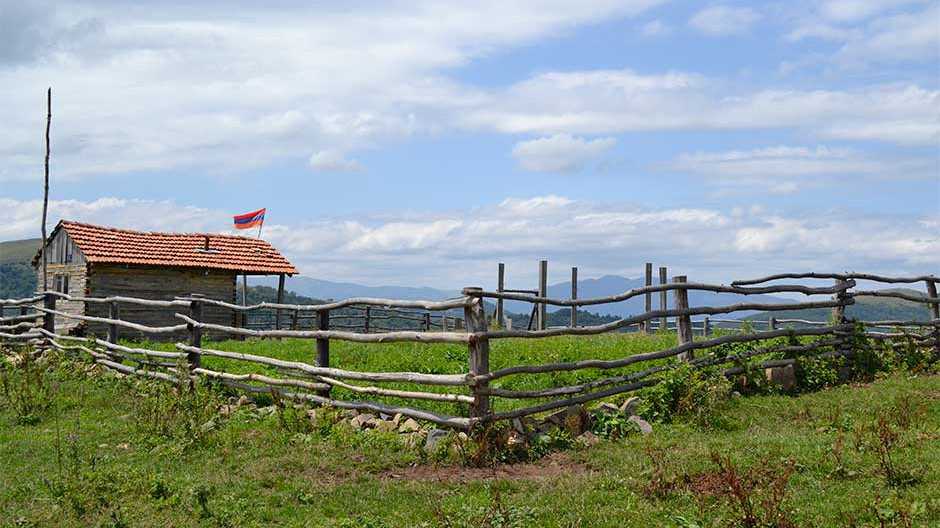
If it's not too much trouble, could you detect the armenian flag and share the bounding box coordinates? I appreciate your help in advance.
[233,208,266,230]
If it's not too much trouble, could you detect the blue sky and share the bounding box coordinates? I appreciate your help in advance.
[1,0,937,288]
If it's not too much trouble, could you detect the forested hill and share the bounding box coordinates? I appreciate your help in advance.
[0,238,40,299]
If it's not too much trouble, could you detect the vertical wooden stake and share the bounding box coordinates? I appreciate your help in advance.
[187,294,204,372]
[364,306,371,334]
[658,266,668,332]
[926,280,939,355]
[644,263,653,333]
[769,317,777,331]
[275,274,285,331]
[674,276,693,360]
[291,309,299,330]
[570,267,578,328]
[496,263,505,327]
[42,292,56,335]
[41,88,51,293]
[316,309,330,397]
[107,301,119,344]
[703,316,710,337]
[463,287,490,420]
[424,312,431,332]
[442,313,449,332]
[832,278,848,324]
[538,260,548,330]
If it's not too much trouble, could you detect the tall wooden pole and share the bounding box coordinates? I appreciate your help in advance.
[644,263,652,333]
[496,263,505,326]
[570,267,578,328]
[275,273,285,330]
[674,276,693,360]
[41,88,51,292]
[658,266,668,332]
[538,260,548,330]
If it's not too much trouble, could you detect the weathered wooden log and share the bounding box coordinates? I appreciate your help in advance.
[192,368,330,392]
[92,339,188,359]
[860,319,940,327]
[180,296,470,313]
[34,307,188,334]
[674,276,693,360]
[42,290,189,307]
[732,272,939,286]
[467,280,855,308]
[852,290,937,304]
[0,321,40,332]
[0,295,43,306]
[0,330,42,340]
[314,375,474,403]
[463,287,491,418]
[482,380,658,423]
[0,313,43,324]
[174,343,469,385]
[175,313,471,344]
[479,299,853,340]
[476,324,853,382]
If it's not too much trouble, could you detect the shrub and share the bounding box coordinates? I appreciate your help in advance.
[640,363,733,428]
[691,453,799,528]
[130,379,223,449]
[0,348,53,425]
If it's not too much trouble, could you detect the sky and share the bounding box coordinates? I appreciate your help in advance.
[1,0,938,290]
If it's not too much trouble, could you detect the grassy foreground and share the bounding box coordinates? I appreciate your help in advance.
[2,338,940,527]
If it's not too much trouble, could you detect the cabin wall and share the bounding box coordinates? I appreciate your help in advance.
[35,230,87,332]
[85,264,237,340]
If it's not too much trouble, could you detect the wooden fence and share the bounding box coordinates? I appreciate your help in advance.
[2,272,938,430]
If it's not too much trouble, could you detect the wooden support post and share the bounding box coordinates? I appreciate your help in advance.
[316,309,330,397]
[832,278,848,324]
[364,306,371,333]
[275,274,285,330]
[703,316,710,337]
[234,310,246,341]
[926,280,939,355]
[42,292,55,334]
[242,274,248,306]
[442,314,449,331]
[424,312,432,332]
[107,301,119,344]
[769,317,777,331]
[674,276,694,361]
[644,263,653,333]
[496,263,505,327]
[291,309,299,330]
[658,266,668,333]
[538,260,548,330]
[570,267,578,328]
[187,294,204,371]
[462,287,490,420]
[19,306,27,317]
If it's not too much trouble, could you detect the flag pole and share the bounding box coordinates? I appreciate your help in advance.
[243,214,264,307]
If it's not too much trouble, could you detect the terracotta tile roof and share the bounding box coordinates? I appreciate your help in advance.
[41,220,298,275]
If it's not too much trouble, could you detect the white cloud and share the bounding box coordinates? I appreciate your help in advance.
[3,195,937,288]
[639,20,671,36]
[512,134,616,172]
[689,5,760,35]
[308,150,364,172]
[819,0,927,22]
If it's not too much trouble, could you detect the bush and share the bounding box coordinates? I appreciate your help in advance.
[639,363,733,429]
[130,379,223,450]
[0,348,53,425]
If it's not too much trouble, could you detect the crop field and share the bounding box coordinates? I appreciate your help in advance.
[2,333,939,528]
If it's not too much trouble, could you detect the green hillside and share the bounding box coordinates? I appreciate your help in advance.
[744,288,931,323]
[0,239,41,300]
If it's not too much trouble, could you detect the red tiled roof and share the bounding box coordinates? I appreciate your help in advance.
[41,220,298,275]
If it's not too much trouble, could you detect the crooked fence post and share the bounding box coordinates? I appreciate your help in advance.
[462,287,490,421]
[658,266,668,333]
[644,263,653,333]
[926,279,939,356]
[496,263,505,327]
[424,312,432,332]
[570,266,578,328]
[832,278,849,325]
[187,294,203,373]
[364,306,371,334]
[674,276,694,361]
[42,292,56,335]
[107,301,119,344]
[316,308,331,398]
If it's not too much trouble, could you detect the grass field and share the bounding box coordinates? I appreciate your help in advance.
[2,334,939,527]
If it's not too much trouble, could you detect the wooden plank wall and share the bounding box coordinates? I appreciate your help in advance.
[35,230,87,332]
[85,264,237,340]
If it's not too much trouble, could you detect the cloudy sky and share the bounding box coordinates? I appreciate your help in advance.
[2,0,938,289]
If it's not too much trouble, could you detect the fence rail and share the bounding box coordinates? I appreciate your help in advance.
[2,270,938,430]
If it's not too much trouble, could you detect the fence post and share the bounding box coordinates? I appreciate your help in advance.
[496,263,505,327]
[769,316,777,332]
[42,292,56,334]
[538,260,548,330]
[926,280,939,355]
[364,306,371,333]
[674,276,694,361]
[832,278,848,324]
[570,266,578,328]
[658,266,668,333]
[291,309,299,330]
[644,263,652,333]
[462,287,490,420]
[275,274,285,331]
[316,309,330,397]
[424,312,431,332]
[703,316,710,337]
[187,294,203,371]
[442,313,449,331]
[107,301,119,344]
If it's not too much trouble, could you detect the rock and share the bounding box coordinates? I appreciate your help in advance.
[627,415,652,435]
[219,405,235,416]
[544,405,589,435]
[731,391,742,398]
[350,413,377,429]
[511,416,538,434]
[373,420,396,434]
[619,396,641,415]
[305,409,319,420]
[765,365,795,391]
[200,420,216,432]
[98,443,109,448]
[255,406,277,416]
[507,430,527,447]
[116,443,130,450]
[340,409,359,420]
[456,432,469,443]
[594,402,620,415]
[576,431,600,446]
[379,412,394,421]
[398,418,421,433]
[391,413,403,427]
[425,429,452,451]
[236,395,250,407]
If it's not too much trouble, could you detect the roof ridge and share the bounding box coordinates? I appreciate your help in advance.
[60,219,264,241]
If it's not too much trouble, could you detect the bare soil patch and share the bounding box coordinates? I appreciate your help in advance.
[380,452,593,483]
